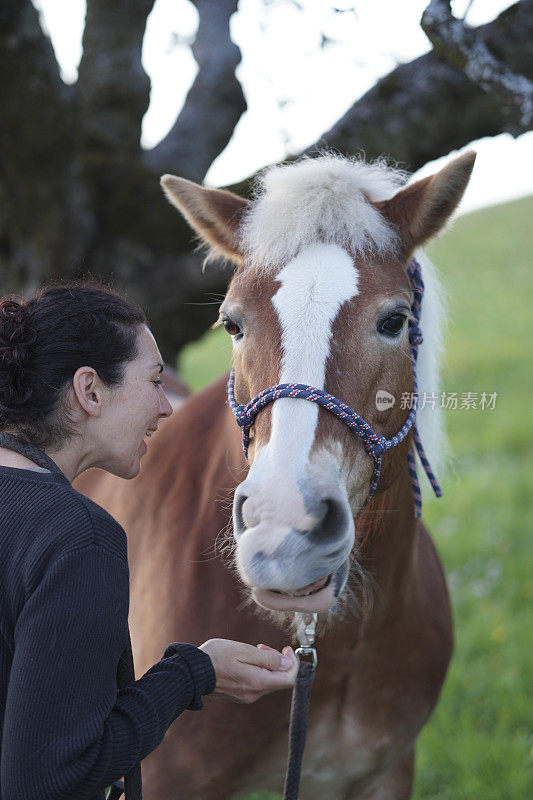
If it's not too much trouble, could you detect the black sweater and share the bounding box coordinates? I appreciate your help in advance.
[0,466,216,800]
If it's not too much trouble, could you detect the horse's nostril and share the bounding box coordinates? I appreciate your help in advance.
[309,497,348,543]
[233,492,247,537]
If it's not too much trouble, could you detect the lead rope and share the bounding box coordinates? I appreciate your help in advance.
[283,613,318,800]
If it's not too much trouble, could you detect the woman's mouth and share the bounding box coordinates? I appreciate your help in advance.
[142,427,159,447]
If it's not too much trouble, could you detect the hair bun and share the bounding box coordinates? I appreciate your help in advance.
[0,297,37,409]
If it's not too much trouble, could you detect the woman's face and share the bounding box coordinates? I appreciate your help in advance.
[96,325,173,479]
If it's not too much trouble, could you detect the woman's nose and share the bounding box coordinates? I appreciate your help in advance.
[160,392,173,418]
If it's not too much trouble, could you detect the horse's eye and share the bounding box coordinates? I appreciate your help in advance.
[378,314,407,337]
[223,318,242,338]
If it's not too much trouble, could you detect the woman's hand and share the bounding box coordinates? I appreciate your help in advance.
[199,638,298,704]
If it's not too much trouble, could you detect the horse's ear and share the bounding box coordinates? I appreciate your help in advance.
[161,175,250,264]
[377,151,476,256]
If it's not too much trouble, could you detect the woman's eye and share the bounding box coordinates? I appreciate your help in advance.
[378,314,407,337]
[223,319,242,338]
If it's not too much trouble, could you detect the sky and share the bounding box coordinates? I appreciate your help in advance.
[32,0,533,213]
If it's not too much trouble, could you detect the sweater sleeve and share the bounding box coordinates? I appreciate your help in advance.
[1,544,215,800]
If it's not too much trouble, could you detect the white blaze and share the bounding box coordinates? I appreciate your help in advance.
[265,242,359,474]
[235,242,359,568]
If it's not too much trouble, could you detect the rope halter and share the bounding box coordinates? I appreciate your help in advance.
[227,260,442,518]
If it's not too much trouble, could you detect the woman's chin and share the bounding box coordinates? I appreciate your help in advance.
[111,448,144,480]
[126,440,148,477]
[126,454,144,479]
[125,462,142,479]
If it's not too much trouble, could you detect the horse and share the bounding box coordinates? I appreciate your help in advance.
[76,150,475,799]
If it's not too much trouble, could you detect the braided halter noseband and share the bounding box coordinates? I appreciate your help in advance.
[227,259,442,518]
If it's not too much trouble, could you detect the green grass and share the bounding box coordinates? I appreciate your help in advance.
[178,196,533,799]
[179,323,231,393]
[412,196,533,800]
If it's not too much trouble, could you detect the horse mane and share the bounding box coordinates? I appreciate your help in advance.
[239,153,408,269]
[412,250,449,488]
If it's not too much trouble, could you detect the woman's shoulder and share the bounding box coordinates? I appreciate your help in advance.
[0,470,126,555]
[1,475,125,555]
[0,476,129,618]
[64,487,128,562]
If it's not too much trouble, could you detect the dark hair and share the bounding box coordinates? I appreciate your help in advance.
[0,282,148,448]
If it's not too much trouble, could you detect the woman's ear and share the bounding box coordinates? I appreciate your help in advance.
[161,175,250,265]
[71,367,103,418]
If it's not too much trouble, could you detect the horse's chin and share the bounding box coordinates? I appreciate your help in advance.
[251,562,347,613]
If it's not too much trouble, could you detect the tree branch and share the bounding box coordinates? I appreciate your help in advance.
[2,0,532,361]
[0,0,77,288]
[421,0,533,129]
[304,0,533,171]
[77,0,155,159]
[145,0,246,181]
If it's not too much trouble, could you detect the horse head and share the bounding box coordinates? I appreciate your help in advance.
[162,152,474,620]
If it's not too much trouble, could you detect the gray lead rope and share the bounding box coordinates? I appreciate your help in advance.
[283,613,318,800]
[0,433,142,800]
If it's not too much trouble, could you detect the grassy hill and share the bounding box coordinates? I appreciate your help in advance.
[178,195,533,799]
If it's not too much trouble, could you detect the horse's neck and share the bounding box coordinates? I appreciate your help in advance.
[354,461,418,626]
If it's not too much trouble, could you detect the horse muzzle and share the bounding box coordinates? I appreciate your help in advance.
[232,480,354,612]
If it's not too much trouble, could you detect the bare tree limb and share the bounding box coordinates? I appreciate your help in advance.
[421,0,533,129]
[146,0,246,181]
[77,0,155,159]
[0,0,77,289]
[305,0,533,171]
[303,52,503,172]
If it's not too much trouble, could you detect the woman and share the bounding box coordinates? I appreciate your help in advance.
[0,283,297,800]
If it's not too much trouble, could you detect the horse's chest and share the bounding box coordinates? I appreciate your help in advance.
[234,689,415,799]
[303,704,404,791]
